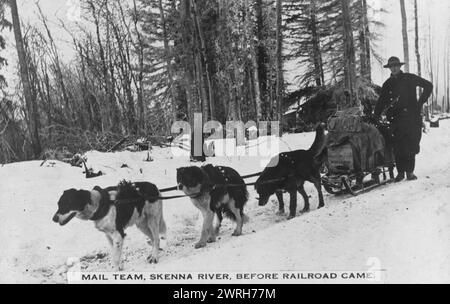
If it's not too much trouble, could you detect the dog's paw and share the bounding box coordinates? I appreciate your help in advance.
[207,236,216,243]
[113,264,123,272]
[231,230,242,237]
[194,241,206,249]
[276,209,285,216]
[287,214,296,220]
[215,225,221,235]
[317,204,325,209]
[147,255,158,264]
[300,208,310,214]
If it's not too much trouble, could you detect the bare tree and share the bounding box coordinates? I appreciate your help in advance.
[447,35,450,113]
[132,0,145,133]
[414,0,421,77]
[427,16,434,115]
[9,0,41,157]
[399,0,410,72]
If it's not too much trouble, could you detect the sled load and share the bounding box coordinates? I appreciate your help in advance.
[321,107,395,195]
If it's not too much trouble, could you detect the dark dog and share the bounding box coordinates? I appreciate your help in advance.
[176,164,248,249]
[52,181,166,270]
[255,124,326,219]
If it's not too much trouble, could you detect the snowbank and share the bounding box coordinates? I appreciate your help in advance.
[0,123,449,283]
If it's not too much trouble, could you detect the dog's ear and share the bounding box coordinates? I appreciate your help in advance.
[57,189,77,209]
[194,166,205,182]
[57,189,89,213]
[73,190,91,209]
[176,167,184,181]
[59,189,78,204]
[62,188,77,196]
[176,167,184,176]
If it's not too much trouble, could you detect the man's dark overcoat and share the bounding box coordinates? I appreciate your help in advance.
[374,71,433,155]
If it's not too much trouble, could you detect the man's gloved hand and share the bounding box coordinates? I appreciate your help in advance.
[418,96,428,105]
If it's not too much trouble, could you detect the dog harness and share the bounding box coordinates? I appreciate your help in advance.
[90,186,113,221]
[184,165,234,200]
[201,165,233,191]
[280,153,296,166]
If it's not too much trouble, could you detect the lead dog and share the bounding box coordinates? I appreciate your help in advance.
[52,181,166,270]
[176,164,248,249]
[255,124,326,219]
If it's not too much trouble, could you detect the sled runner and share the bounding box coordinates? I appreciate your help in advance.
[320,108,396,196]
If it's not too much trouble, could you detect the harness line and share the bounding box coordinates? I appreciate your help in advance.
[115,173,294,203]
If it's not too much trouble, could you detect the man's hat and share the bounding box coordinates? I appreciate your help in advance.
[383,56,405,68]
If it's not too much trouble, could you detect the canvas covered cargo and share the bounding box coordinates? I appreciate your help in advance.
[325,107,388,174]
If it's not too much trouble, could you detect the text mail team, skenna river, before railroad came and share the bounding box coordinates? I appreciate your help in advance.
[79,271,378,282]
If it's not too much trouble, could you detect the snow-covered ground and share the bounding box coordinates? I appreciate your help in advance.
[0,121,449,284]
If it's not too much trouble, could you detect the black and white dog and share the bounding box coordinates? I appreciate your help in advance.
[255,124,326,219]
[176,164,248,249]
[52,181,166,270]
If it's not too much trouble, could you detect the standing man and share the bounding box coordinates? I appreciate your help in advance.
[374,56,433,182]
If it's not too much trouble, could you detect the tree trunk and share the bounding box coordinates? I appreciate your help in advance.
[251,49,263,122]
[310,0,324,86]
[445,43,450,113]
[255,0,268,119]
[192,0,215,121]
[341,0,358,108]
[133,0,145,133]
[435,48,440,111]
[247,0,262,122]
[414,0,421,77]
[158,0,176,122]
[400,0,410,72]
[358,0,371,82]
[180,0,198,126]
[275,0,283,129]
[10,0,41,157]
[195,50,209,121]
[229,56,241,121]
[363,0,371,82]
[426,17,434,118]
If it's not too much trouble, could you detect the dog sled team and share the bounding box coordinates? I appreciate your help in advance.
[53,56,433,271]
[52,124,327,271]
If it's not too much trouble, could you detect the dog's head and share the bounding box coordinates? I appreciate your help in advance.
[52,189,91,226]
[254,158,281,206]
[176,166,204,196]
[254,172,277,206]
[254,180,273,206]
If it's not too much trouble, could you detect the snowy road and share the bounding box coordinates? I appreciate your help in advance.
[0,121,449,283]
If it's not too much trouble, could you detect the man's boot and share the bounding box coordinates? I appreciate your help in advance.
[395,172,405,182]
[406,172,418,181]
